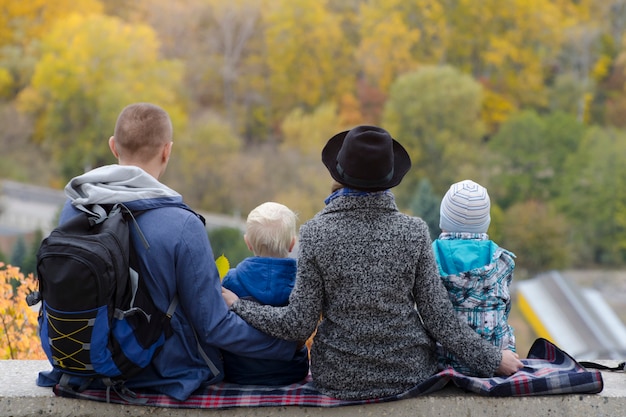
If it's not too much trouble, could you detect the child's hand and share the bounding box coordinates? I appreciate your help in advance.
[221,287,239,307]
[496,349,523,376]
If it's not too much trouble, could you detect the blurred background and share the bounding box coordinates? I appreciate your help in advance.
[1,0,626,359]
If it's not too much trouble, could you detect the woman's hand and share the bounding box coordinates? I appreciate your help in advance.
[496,349,524,376]
[221,287,239,307]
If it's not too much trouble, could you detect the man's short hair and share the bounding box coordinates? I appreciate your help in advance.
[246,202,297,258]
[113,103,173,161]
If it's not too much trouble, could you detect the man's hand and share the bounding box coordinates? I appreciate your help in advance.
[221,286,239,307]
[496,349,524,376]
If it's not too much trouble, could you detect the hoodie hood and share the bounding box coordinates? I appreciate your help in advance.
[65,164,180,207]
[61,164,189,221]
[432,233,498,276]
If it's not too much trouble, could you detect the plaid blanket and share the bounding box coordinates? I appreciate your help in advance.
[53,338,603,409]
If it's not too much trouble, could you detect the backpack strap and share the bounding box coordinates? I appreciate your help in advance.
[192,328,221,377]
[116,294,180,324]
[73,203,109,225]
[119,204,150,249]
[578,361,625,371]
[102,378,148,405]
[117,203,217,377]
[161,294,220,377]
[166,295,179,318]
[59,373,92,392]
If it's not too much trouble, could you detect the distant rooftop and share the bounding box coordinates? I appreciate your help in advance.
[1,180,66,205]
[0,179,244,237]
[0,180,64,236]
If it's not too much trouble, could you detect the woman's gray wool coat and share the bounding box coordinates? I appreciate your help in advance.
[232,192,501,400]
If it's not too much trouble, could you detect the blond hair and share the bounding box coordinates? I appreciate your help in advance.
[245,202,297,258]
[113,103,173,162]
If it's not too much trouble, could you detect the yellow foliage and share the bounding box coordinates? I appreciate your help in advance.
[263,0,352,113]
[337,93,364,127]
[16,11,186,170]
[591,54,612,82]
[26,13,163,103]
[280,102,343,156]
[0,68,12,99]
[0,0,103,48]
[453,0,576,109]
[215,255,231,280]
[0,263,46,360]
[481,90,517,133]
[357,2,421,91]
[356,0,449,92]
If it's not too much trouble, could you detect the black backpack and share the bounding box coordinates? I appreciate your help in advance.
[28,203,178,395]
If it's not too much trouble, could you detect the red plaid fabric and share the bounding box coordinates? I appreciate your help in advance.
[53,338,603,409]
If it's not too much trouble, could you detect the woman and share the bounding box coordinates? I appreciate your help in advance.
[222,125,523,400]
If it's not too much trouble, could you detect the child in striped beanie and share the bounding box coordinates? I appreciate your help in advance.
[432,179,517,375]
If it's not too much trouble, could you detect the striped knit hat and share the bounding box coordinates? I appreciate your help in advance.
[439,180,491,233]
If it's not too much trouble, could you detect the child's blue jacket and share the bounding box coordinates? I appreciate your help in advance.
[222,257,297,306]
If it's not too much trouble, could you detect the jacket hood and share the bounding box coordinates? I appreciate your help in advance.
[432,236,499,276]
[65,164,180,206]
[63,164,187,215]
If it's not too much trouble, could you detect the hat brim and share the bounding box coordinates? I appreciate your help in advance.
[321,130,411,191]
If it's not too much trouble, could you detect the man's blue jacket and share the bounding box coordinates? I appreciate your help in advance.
[37,165,297,400]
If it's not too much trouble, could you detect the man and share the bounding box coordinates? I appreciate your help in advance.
[39,103,298,400]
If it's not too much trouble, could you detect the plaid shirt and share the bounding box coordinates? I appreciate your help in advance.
[432,232,516,374]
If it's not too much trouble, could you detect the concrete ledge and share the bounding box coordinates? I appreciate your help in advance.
[2,360,625,417]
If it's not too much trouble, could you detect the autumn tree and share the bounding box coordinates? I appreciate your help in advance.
[500,200,570,275]
[17,12,186,181]
[409,178,440,241]
[383,65,486,202]
[0,2,103,186]
[0,0,103,96]
[598,48,626,128]
[0,102,58,185]
[557,126,626,265]
[548,73,592,119]
[356,1,420,93]
[166,112,243,213]
[443,0,581,110]
[487,110,585,209]
[198,0,263,131]
[145,0,267,137]
[276,102,345,221]
[553,3,615,124]
[0,263,45,359]
[356,0,446,92]
[263,0,353,129]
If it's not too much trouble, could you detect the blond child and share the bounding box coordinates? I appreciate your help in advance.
[221,202,308,385]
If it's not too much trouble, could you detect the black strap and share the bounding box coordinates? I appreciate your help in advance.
[59,373,93,392]
[192,327,221,377]
[579,361,625,371]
